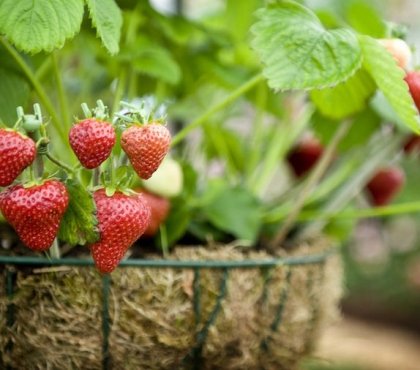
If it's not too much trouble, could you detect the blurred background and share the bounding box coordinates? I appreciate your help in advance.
[152,0,420,369]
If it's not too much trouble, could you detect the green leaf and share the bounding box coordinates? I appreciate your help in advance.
[58,179,99,246]
[251,0,362,91]
[310,69,376,120]
[85,0,123,55]
[345,0,386,38]
[119,37,181,84]
[201,181,262,243]
[0,68,30,125]
[313,108,381,153]
[359,35,420,134]
[0,0,84,53]
[164,199,192,246]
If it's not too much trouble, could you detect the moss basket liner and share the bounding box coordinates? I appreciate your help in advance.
[0,239,341,370]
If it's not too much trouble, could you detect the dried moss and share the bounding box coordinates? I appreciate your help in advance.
[0,240,341,369]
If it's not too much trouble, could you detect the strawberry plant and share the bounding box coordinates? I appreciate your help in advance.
[0,0,419,272]
[2,1,420,369]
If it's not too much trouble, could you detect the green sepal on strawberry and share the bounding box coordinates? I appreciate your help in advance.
[0,128,36,186]
[89,189,151,273]
[0,180,69,251]
[69,118,116,169]
[121,123,171,180]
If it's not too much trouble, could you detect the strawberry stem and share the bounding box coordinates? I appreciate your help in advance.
[45,152,74,174]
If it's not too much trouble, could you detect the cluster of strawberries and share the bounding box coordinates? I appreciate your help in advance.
[287,38,420,207]
[0,110,171,273]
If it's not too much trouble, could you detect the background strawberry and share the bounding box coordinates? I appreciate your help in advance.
[405,71,420,111]
[287,137,324,178]
[121,124,171,179]
[90,189,151,273]
[139,190,171,237]
[0,180,69,251]
[0,129,36,186]
[69,119,116,169]
[366,166,405,206]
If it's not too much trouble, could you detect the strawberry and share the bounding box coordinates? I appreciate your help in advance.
[121,124,171,179]
[366,166,405,206]
[90,189,151,273]
[287,137,324,178]
[69,119,116,169]
[0,180,69,251]
[405,71,420,112]
[140,191,171,237]
[403,134,420,154]
[378,38,411,70]
[0,129,36,186]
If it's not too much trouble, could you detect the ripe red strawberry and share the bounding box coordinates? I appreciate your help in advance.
[287,137,324,178]
[403,134,420,154]
[139,190,171,237]
[0,129,36,186]
[366,166,405,206]
[69,119,116,169]
[405,71,420,112]
[0,180,69,251]
[90,189,151,273]
[121,124,171,179]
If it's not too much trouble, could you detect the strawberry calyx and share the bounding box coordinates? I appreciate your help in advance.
[114,100,167,130]
[79,100,110,122]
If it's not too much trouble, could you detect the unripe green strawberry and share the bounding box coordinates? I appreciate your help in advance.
[69,119,116,169]
[142,157,183,198]
[0,129,36,186]
[90,189,151,273]
[139,190,170,237]
[0,180,69,251]
[378,38,412,70]
[121,123,171,179]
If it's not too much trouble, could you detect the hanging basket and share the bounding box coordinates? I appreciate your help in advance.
[0,238,341,370]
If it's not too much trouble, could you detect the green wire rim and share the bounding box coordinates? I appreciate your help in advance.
[0,249,335,269]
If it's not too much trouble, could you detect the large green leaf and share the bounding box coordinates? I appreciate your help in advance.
[58,179,99,246]
[0,0,84,53]
[359,35,420,134]
[251,0,362,91]
[0,68,29,125]
[201,181,262,243]
[345,0,386,38]
[119,37,181,84]
[86,0,122,55]
[313,108,381,152]
[310,69,376,120]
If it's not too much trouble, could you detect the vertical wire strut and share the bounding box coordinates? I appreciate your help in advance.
[261,267,293,351]
[102,274,112,370]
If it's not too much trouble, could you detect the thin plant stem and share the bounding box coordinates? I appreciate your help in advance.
[45,153,74,173]
[160,225,169,258]
[0,38,67,144]
[51,52,71,128]
[269,120,352,249]
[112,68,127,115]
[293,201,420,222]
[93,168,100,187]
[246,80,267,179]
[171,74,264,147]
